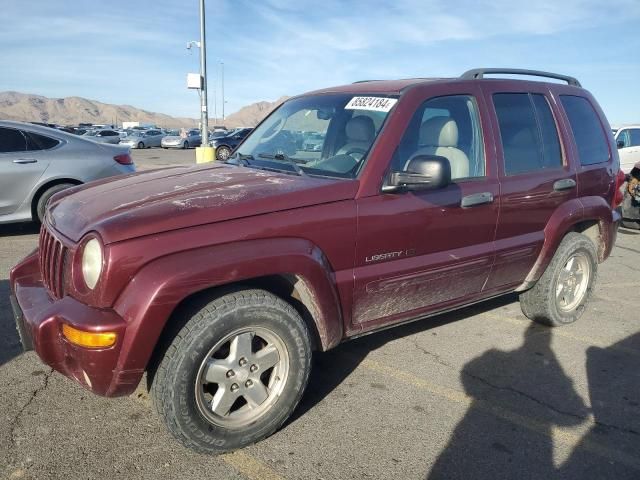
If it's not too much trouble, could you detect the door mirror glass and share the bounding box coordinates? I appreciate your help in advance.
[617,140,625,149]
[384,155,451,192]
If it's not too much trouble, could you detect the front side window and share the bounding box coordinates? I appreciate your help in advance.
[0,127,27,153]
[493,93,563,175]
[629,128,640,147]
[391,95,485,180]
[234,93,396,178]
[560,95,609,166]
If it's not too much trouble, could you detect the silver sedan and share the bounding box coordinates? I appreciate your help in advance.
[120,129,165,149]
[0,120,136,224]
[81,129,122,144]
[161,129,202,149]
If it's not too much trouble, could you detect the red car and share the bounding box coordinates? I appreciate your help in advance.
[10,68,623,453]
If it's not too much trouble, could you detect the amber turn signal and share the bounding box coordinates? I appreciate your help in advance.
[61,324,116,348]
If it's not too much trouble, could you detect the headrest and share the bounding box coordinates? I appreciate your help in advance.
[419,116,459,147]
[345,115,375,142]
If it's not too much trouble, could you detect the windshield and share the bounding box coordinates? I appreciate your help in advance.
[233,93,397,178]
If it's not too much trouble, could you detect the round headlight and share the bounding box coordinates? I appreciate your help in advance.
[82,238,103,289]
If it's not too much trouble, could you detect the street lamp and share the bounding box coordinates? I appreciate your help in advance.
[185,0,213,162]
[198,0,209,146]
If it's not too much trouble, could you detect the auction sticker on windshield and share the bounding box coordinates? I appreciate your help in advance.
[345,96,398,112]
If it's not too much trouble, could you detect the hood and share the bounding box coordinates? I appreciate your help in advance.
[48,164,358,244]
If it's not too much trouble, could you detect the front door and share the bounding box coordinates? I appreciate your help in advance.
[352,88,499,330]
[616,128,640,173]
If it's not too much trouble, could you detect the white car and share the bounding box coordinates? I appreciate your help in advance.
[613,126,640,173]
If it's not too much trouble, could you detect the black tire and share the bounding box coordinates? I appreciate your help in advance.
[35,183,75,223]
[138,142,145,149]
[183,141,189,149]
[151,289,312,454]
[621,219,640,230]
[216,145,231,161]
[520,232,598,327]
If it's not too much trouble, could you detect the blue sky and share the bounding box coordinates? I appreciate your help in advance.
[1,0,639,123]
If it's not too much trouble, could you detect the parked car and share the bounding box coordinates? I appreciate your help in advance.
[0,120,135,223]
[82,129,122,144]
[613,125,640,173]
[302,132,325,152]
[10,68,623,455]
[209,127,253,160]
[120,129,165,149]
[161,128,201,149]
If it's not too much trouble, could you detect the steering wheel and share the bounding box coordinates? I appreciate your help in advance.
[343,147,367,162]
[259,117,285,143]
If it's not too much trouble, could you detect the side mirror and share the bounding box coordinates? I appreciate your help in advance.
[383,155,451,192]
[617,140,625,149]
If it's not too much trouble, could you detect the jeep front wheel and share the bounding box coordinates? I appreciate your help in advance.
[151,289,312,453]
[520,232,598,326]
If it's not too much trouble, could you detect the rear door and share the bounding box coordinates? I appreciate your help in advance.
[352,85,500,330]
[0,126,51,216]
[481,83,577,292]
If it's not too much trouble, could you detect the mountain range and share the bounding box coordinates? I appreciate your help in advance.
[0,91,287,129]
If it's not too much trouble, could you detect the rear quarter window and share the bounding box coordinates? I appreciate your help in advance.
[560,95,610,166]
[26,132,60,150]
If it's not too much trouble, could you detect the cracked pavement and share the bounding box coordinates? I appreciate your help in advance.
[0,149,639,479]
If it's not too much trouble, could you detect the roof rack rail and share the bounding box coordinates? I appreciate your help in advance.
[460,68,581,87]
[352,80,381,84]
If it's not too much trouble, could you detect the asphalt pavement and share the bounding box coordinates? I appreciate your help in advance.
[1,148,639,479]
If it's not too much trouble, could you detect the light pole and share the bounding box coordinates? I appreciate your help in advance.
[199,0,209,145]
[220,61,225,123]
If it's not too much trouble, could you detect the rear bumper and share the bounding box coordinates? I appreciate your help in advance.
[604,207,622,259]
[9,252,142,397]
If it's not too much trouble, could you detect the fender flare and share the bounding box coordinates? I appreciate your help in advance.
[516,196,617,291]
[111,237,343,375]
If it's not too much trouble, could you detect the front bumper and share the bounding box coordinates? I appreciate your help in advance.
[9,252,141,397]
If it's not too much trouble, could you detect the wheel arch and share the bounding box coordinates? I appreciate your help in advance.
[112,238,344,379]
[516,196,617,291]
[30,177,83,220]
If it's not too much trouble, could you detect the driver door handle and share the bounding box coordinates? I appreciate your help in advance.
[461,192,494,208]
[13,158,38,164]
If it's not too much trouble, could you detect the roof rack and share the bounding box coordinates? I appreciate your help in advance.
[460,68,581,87]
[352,80,382,84]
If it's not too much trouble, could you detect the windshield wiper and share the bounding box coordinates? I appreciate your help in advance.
[258,153,307,176]
[226,153,254,167]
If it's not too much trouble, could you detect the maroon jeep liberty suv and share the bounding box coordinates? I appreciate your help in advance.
[10,68,623,453]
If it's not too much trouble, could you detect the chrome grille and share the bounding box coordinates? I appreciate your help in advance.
[39,225,68,299]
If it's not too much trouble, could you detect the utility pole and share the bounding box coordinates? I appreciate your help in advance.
[199,0,209,145]
[221,61,225,123]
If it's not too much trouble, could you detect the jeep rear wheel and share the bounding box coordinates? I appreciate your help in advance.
[151,289,312,454]
[520,232,598,326]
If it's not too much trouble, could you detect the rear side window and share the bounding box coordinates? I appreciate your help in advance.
[26,132,60,150]
[0,127,27,153]
[493,93,563,175]
[560,95,610,165]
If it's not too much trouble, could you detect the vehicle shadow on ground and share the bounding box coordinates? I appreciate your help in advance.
[426,329,640,479]
[0,223,39,237]
[290,294,518,424]
[0,279,22,366]
[619,227,639,236]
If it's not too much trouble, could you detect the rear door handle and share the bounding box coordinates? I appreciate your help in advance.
[461,192,494,208]
[13,158,38,164]
[553,178,576,191]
